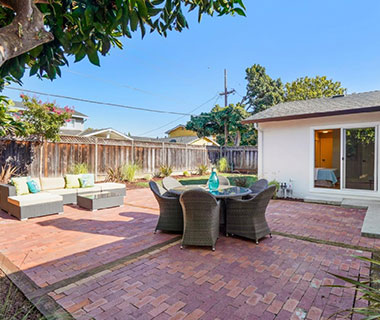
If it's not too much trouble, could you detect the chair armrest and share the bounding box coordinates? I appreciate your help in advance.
[0,184,16,212]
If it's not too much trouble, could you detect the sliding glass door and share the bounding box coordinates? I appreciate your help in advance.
[344,127,376,191]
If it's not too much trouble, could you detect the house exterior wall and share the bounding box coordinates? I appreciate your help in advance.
[191,137,218,146]
[257,111,380,201]
[168,127,197,137]
[61,116,85,132]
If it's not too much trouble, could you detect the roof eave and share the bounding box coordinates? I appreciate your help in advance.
[242,106,380,124]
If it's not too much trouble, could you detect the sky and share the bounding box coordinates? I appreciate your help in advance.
[4,0,380,137]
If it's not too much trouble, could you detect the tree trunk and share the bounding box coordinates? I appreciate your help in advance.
[0,0,53,67]
[224,121,228,146]
[39,141,43,177]
[234,130,241,146]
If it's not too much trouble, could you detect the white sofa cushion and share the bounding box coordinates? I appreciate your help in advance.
[46,188,78,196]
[40,177,65,191]
[76,185,102,194]
[8,192,62,207]
[97,183,125,191]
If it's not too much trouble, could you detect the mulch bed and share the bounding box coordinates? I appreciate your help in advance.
[0,269,44,320]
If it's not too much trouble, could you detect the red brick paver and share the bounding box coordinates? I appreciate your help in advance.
[0,188,377,319]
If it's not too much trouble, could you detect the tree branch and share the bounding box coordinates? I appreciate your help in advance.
[0,0,53,67]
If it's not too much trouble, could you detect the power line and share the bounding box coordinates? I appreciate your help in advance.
[138,94,220,136]
[66,70,183,103]
[5,87,198,116]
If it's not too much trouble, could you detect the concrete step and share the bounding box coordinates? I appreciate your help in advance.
[341,199,380,209]
[361,204,380,239]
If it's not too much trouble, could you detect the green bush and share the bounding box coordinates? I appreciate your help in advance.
[196,164,209,175]
[330,255,380,319]
[268,180,280,198]
[69,162,89,174]
[159,165,173,177]
[232,176,249,187]
[106,167,123,182]
[217,157,229,173]
[183,170,191,177]
[121,164,140,182]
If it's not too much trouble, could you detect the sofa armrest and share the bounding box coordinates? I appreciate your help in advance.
[0,184,16,213]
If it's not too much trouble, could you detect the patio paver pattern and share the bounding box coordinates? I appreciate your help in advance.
[0,188,379,319]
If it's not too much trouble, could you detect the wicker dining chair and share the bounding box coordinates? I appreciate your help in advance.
[206,175,230,187]
[149,181,183,233]
[179,189,220,251]
[243,179,269,199]
[162,177,182,191]
[226,185,276,244]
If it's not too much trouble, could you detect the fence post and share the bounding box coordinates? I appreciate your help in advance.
[162,142,165,166]
[185,144,189,170]
[94,138,98,182]
[131,140,135,164]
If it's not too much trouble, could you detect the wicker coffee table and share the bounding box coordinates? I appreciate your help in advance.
[77,192,124,211]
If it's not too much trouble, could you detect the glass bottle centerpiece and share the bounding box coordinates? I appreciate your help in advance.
[208,167,219,191]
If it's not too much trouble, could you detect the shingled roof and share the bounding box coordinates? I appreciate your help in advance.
[242,91,380,123]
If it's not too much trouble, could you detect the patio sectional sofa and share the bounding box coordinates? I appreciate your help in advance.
[0,176,125,221]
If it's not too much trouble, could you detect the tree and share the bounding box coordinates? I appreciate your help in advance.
[284,76,346,101]
[20,95,74,175]
[186,103,254,146]
[242,64,284,114]
[0,96,26,136]
[0,0,246,89]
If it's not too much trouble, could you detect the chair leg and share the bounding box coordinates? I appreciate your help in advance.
[255,239,259,245]
[154,229,157,234]
[180,244,183,250]
[212,246,215,251]
[269,233,272,238]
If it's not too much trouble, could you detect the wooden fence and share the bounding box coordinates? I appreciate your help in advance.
[0,136,257,180]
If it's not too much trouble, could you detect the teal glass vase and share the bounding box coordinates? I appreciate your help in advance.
[208,169,219,191]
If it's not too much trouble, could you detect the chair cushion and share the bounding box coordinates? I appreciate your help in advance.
[11,177,30,195]
[27,180,41,193]
[65,174,81,188]
[79,174,95,188]
[8,192,62,207]
[40,177,65,191]
[76,185,102,194]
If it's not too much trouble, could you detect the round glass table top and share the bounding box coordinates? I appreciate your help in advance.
[169,185,252,199]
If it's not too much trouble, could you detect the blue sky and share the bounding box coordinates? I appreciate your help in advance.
[4,0,380,137]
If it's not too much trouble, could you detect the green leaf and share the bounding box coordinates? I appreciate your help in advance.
[29,64,39,77]
[87,49,100,66]
[136,0,148,18]
[234,8,246,16]
[130,11,139,31]
[29,45,44,58]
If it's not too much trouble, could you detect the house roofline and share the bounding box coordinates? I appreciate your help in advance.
[242,106,380,124]
[81,128,133,140]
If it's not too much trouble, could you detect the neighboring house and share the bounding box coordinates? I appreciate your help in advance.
[12,101,88,136]
[243,91,380,202]
[78,128,133,140]
[163,125,219,146]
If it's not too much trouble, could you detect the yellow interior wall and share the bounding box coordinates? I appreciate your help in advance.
[168,127,197,137]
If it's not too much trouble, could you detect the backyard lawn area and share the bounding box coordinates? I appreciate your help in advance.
[0,186,379,320]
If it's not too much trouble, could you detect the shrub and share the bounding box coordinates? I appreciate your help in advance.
[217,157,229,173]
[330,255,380,319]
[142,174,152,181]
[0,165,18,184]
[232,176,249,187]
[106,167,123,182]
[159,165,173,177]
[196,164,209,176]
[121,164,140,182]
[268,180,280,198]
[183,170,191,177]
[69,162,88,174]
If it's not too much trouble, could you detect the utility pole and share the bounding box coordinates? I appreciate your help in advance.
[219,69,235,145]
[219,69,235,107]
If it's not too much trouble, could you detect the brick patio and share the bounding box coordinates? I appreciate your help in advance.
[1,188,379,319]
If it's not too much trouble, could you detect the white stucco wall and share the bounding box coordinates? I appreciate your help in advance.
[257,111,380,201]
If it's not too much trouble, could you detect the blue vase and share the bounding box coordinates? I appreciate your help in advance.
[208,169,219,191]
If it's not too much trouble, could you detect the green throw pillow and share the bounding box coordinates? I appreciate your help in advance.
[65,174,81,188]
[11,177,30,195]
[79,174,95,188]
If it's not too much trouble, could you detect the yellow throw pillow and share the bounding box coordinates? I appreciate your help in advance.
[65,174,81,189]
[11,177,30,195]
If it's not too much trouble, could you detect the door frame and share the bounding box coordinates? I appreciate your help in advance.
[309,122,380,197]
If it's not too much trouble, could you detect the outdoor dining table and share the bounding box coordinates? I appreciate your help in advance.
[168,185,252,231]
[168,185,252,199]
